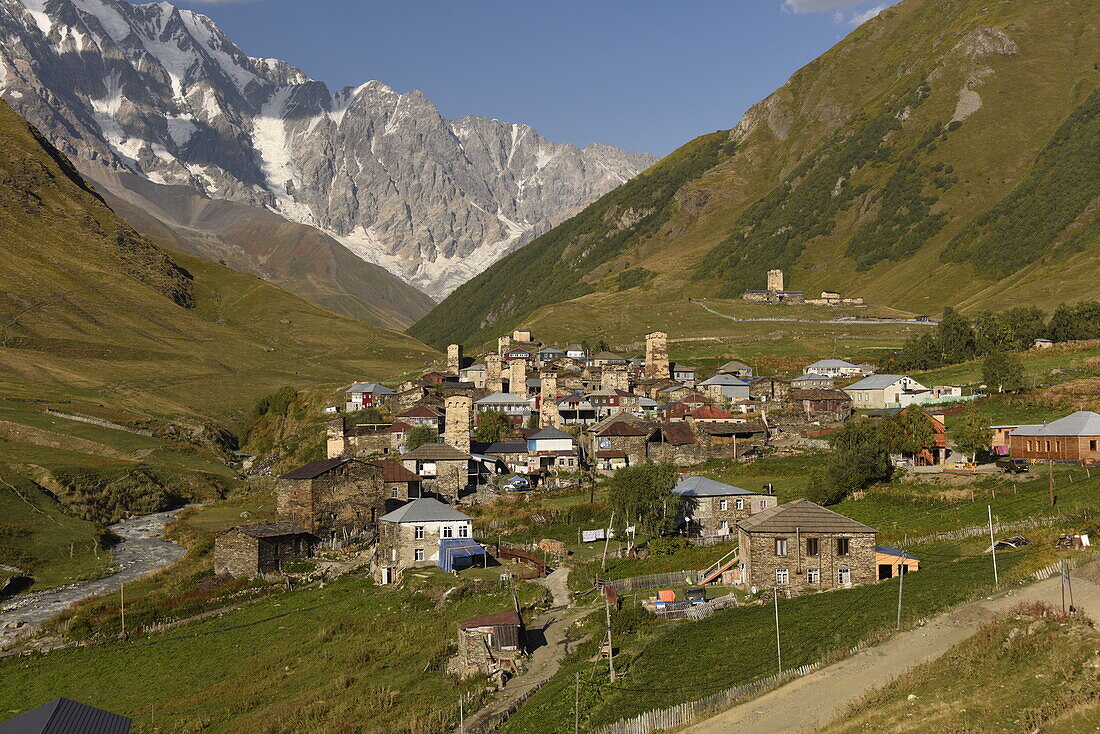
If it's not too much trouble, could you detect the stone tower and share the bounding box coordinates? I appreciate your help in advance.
[767,269,784,292]
[645,331,669,379]
[446,343,464,374]
[601,365,630,392]
[485,353,504,393]
[539,371,560,428]
[444,395,472,454]
[509,359,528,399]
[326,416,347,459]
[498,335,512,356]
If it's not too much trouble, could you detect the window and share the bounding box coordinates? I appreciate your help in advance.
[836,538,850,556]
[414,548,425,562]
[838,567,851,585]
[719,499,728,511]
[719,520,729,531]
[807,567,820,584]
[806,538,819,556]
[414,525,425,540]
[458,524,468,538]
[390,548,397,561]
[390,487,399,498]
[776,568,789,585]
[442,525,453,538]
[759,499,769,510]
[1091,440,1098,451]
[775,538,788,556]
[735,498,745,510]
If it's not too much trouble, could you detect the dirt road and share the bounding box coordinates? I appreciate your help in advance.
[462,567,589,733]
[683,559,1100,734]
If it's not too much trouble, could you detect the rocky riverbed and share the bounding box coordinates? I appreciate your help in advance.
[0,507,187,648]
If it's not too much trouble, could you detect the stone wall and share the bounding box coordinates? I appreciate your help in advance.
[740,527,876,595]
[277,462,386,537]
[213,531,259,578]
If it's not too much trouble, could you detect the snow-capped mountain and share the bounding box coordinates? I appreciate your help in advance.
[0,0,657,298]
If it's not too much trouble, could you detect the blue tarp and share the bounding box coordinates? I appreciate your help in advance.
[439,538,486,572]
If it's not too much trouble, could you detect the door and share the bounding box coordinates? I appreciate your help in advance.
[878,564,893,581]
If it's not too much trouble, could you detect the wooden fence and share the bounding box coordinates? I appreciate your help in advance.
[651,592,739,621]
[898,509,1096,548]
[600,570,701,594]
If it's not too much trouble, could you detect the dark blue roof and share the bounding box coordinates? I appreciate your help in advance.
[876,545,920,561]
[0,698,131,734]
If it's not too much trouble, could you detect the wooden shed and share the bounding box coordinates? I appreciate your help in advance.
[456,610,525,674]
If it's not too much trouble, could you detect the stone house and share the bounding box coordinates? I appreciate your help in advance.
[697,374,751,402]
[401,442,474,500]
[672,476,772,537]
[693,420,768,460]
[375,498,478,583]
[647,422,703,465]
[341,423,402,458]
[737,500,876,596]
[371,459,425,505]
[717,360,754,379]
[749,376,790,403]
[214,522,316,578]
[590,351,628,368]
[457,610,525,675]
[790,374,835,390]
[670,363,697,385]
[592,419,649,473]
[277,458,389,538]
[787,388,852,423]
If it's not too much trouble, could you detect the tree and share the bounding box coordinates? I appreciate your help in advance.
[938,306,978,363]
[803,466,845,506]
[405,425,436,452]
[605,461,679,536]
[881,408,935,456]
[342,406,383,431]
[475,409,511,443]
[525,411,540,430]
[952,412,992,462]
[826,417,893,499]
[982,351,1027,393]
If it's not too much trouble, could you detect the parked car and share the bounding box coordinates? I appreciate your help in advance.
[996,458,1030,474]
[503,476,531,491]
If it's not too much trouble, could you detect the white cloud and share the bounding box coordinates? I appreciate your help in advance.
[849,4,886,25]
[783,0,862,13]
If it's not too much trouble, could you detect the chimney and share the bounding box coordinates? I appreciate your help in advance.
[444,396,472,454]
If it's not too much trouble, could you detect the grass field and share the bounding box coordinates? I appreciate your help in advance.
[819,603,1100,733]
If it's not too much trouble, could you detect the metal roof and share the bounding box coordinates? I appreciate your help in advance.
[345,382,395,394]
[528,427,573,441]
[458,609,522,630]
[876,545,920,561]
[279,457,352,479]
[698,374,749,386]
[0,698,132,734]
[737,499,875,534]
[403,443,472,461]
[806,359,857,369]
[475,392,530,404]
[1010,411,1100,437]
[673,476,758,497]
[843,374,912,391]
[379,498,472,524]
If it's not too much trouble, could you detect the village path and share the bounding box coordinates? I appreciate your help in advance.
[690,299,937,327]
[462,567,589,733]
[681,558,1100,734]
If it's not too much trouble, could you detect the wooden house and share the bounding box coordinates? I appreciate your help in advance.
[1009,411,1100,465]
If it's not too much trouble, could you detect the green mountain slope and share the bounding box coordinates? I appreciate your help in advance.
[0,97,437,427]
[82,168,436,331]
[412,0,1100,348]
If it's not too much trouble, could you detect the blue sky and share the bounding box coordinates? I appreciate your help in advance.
[163,0,898,155]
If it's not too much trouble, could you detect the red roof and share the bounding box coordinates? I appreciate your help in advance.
[595,450,628,459]
[689,406,736,420]
[458,610,522,629]
[659,423,697,446]
[389,421,412,433]
[368,459,423,482]
[597,421,646,437]
[399,405,443,418]
[682,393,709,405]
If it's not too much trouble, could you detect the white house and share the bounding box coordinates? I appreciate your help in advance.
[843,375,929,409]
[697,374,751,402]
[475,392,533,423]
[803,359,865,378]
[526,426,578,470]
[565,344,585,360]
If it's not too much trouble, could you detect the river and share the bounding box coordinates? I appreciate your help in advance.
[0,507,188,648]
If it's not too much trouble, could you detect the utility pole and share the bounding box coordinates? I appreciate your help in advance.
[987,505,999,586]
[1048,459,1055,506]
[574,672,581,734]
[459,697,464,734]
[120,582,126,638]
[605,596,616,682]
[1061,560,1067,615]
[774,587,782,675]
[601,511,615,571]
[896,562,905,630]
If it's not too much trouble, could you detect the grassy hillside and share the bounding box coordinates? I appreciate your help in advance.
[413,0,1100,348]
[84,168,435,331]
